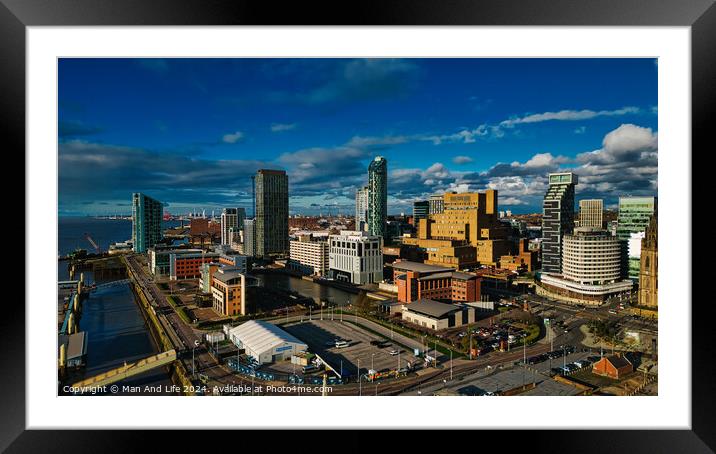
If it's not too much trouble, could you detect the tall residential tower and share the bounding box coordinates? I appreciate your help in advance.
[132,193,163,253]
[355,186,369,232]
[541,172,578,274]
[255,169,289,257]
[367,156,388,240]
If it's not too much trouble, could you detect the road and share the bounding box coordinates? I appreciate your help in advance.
[125,254,246,391]
[122,254,626,396]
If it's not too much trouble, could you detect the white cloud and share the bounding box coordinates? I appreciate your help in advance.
[346,135,411,147]
[222,131,244,144]
[271,123,297,132]
[424,162,450,179]
[452,155,473,164]
[577,123,657,165]
[500,106,640,127]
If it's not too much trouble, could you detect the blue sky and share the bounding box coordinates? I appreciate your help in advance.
[58,58,658,216]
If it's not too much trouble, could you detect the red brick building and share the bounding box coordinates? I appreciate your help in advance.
[393,260,480,304]
[592,354,633,379]
[170,251,220,280]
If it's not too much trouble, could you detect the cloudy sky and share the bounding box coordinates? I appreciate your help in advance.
[58,58,657,216]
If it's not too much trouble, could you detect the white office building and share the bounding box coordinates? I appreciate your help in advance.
[355,186,369,232]
[540,227,632,303]
[328,230,383,285]
[221,207,246,246]
[288,234,329,276]
[579,199,603,229]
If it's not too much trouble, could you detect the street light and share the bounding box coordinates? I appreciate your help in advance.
[371,353,375,372]
[358,358,362,396]
[192,339,200,378]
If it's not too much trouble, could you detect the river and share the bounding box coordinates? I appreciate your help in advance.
[58,217,176,394]
[58,217,358,394]
[253,273,363,307]
[58,216,183,257]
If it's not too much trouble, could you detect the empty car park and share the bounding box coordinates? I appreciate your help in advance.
[283,320,411,378]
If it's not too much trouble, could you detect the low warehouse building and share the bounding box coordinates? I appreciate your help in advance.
[401,298,476,331]
[227,320,308,365]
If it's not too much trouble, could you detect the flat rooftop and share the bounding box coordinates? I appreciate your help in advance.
[390,260,454,274]
[404,299,464,319]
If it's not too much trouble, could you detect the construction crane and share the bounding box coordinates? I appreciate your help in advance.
[84,233,100,254]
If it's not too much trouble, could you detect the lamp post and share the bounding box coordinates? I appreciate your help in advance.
[192,339,200,378]
[371,353,375,372]
[358,358,362,396]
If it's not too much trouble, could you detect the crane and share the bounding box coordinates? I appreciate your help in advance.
[84,233,100,254]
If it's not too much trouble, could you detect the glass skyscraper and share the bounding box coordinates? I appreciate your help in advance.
[617,196,657,240]
[255,169,289,257]
[617,196,657,279]
[132,193,163,253]
[367,156,388,240]
[541,172,578,274]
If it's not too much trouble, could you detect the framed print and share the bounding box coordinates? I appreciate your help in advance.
[4,0,713,450]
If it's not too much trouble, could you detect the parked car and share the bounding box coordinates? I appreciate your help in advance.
[389,349,399,356]
[302,364,318,374]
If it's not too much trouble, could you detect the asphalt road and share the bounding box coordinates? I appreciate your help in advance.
[122,254,632,396]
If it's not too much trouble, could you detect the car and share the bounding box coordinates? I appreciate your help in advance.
[389,349,399,356]
[527,356,542,365]
[302,364,319,374]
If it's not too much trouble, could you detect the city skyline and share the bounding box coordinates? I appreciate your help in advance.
[59,58,657,216]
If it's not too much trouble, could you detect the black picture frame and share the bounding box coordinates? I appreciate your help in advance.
[4,0,711,451]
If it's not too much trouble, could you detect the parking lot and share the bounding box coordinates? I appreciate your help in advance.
[529,350,597,375]
[283,320,416,378]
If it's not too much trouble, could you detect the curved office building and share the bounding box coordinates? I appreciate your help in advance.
[540,227,632,304]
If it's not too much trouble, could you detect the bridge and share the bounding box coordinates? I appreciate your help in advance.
[70,350,176,390]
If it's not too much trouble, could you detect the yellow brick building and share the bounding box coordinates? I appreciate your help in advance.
[407,190,511,269]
